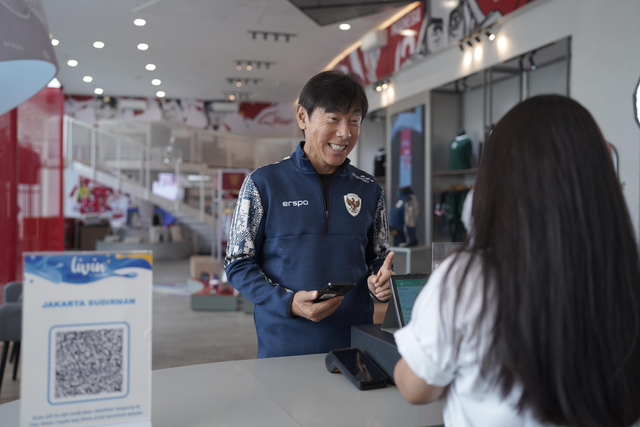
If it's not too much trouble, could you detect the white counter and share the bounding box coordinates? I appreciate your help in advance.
[0,354,444,427]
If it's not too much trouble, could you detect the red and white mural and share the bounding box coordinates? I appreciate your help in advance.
[64,96,297,136]
[335,0,537,85]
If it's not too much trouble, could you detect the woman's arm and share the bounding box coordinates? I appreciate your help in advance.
[394,357,446,404]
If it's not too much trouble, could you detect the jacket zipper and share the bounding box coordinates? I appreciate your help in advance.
[315,173,337,235]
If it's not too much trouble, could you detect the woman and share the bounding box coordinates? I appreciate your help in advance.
[394,95,640,427]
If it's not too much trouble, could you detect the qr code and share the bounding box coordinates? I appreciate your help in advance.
[54,328,124,399]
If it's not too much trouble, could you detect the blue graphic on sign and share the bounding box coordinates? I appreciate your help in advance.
[24,254,152,284]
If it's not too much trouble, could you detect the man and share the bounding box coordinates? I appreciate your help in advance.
[224,70,394,358]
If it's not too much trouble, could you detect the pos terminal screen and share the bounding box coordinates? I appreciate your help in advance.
[392,276,429,326]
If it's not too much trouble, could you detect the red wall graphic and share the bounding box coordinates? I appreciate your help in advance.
[335,0,536,84]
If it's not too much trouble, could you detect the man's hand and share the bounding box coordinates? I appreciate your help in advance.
[291,290,343,322]
[367,251,394,302]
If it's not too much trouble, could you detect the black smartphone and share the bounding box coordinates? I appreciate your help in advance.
[313,282,356,303]
[325,348,388,390]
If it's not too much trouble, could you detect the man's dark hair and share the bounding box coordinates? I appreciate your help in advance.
[446,95,640,426]
[298,70,368,119]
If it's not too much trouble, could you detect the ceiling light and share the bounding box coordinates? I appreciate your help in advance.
[459,42,464,51]
[236,63,242,70]
[137,43,149,51]
[339,23,351,31]
[152,79,161,85]
[47,78,61,88]
[529,51,537,70]
[134,19,146,26]
[93,41,105,49]
[474,36,481,43]
[246,64,253,71]
[466,40,473,47]
[156,91,165,98]
[145,63,156,71]
[229,94,235,101]
[486,31,496,41]
[94,88,104,95]
[382,83,388,90]
[236,81,242,87]
[67,59,78,67]
[376,85,382,92]
[83,76,93,83]
[51,39,59,46]
[399,29,417,37]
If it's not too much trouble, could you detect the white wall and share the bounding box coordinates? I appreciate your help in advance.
[367,0,640,240]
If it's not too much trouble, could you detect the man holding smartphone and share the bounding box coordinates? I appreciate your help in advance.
[225,70,394,358]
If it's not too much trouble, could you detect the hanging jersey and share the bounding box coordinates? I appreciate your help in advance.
[450,135,472,170]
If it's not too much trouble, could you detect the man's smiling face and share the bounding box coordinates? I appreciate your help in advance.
[297,105,362,174]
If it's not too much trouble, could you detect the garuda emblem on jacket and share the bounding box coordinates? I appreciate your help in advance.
[344,193,362,217]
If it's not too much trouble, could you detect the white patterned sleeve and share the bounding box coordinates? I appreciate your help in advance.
[367,188,391,274]
[224,176,263,266]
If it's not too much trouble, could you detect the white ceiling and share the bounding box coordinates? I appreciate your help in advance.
[42,0,405,103]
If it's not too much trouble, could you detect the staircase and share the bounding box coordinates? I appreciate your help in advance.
[65,116,215,253]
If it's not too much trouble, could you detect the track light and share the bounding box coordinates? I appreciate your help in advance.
[247,62,252,70]
[486,31,496,41]
[466,39,473,47]
[459,42,464,51]
[236,62,242,71]
[249,31,296,43]
[475,36,481,43]
[529,51,537,70]
[382,83,388,90]
[462,79,470,92]
[376,85,382,92]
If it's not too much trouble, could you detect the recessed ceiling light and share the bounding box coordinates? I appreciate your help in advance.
[94,88,104,95]
[152,79,161,86]
[229,94,235,101]
[134,19,146,26]
[67,59,78,67]
[156,91,165,98]
[51,39,59,46]
[145,63,156,71]
[93,41,105,49]
[399,29,417,37]
[47,78,61,88]
[137,43,149,51]
[83,76,93,83]
[339,23,351,31]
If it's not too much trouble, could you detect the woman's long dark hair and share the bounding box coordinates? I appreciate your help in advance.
[451,95,640,426]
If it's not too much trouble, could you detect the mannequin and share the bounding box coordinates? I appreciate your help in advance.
[390,187,419,246]
[449,129,472,170]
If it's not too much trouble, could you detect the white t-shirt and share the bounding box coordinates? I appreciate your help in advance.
[394,253,553,427]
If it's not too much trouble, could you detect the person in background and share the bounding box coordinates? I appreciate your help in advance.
[393,95,640,427]
[225,70,394,358]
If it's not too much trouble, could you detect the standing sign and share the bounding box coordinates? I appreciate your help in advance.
[20,252,152,427]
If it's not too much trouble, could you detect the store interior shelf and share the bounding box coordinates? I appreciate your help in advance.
[432,168,479,177]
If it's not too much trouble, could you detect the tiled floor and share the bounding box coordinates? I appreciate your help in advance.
[0,258,387,405]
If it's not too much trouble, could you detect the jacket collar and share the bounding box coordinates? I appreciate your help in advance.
[292,141,351,174]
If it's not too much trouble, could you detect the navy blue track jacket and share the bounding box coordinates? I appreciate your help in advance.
[224,142,391,358]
